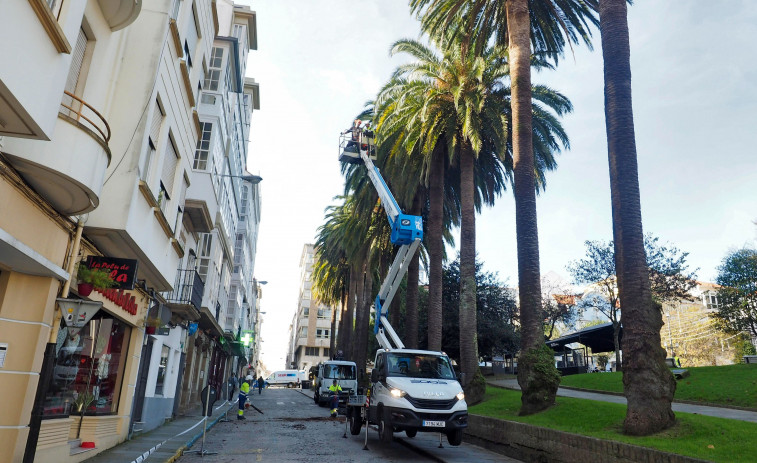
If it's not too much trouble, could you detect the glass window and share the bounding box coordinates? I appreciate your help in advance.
[194,122,212,170]
[204,47,223,91]
[322,347,329,357]
[155,345,170,395]
[43,314,131,416]
[385,353,455,380]
[323,364,356,380]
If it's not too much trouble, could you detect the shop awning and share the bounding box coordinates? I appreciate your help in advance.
[197,306,224,338]
[229,341,246,358]
[546,322,621,353]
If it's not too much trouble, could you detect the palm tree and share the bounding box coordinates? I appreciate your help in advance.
[410,0,598,415]
[377,36,571,404]
[599,0,675,435]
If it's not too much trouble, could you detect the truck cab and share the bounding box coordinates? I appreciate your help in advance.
[367,349,468,445]
[313,360,357,407]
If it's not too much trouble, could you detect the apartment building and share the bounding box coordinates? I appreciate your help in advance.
[0,0,261,461]
[287,244,338,371]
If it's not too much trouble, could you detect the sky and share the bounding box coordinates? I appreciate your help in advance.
[239,1,757,371]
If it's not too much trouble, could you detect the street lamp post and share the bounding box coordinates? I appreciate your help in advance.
[218,173,263,184]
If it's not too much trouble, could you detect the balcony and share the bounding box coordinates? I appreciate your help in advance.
[164,269,204,321]
[97,0,142,31]
[2,91,111,215]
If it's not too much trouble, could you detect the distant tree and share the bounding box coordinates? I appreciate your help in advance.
[713,248,757,339]
[541,276,582,340]
[418,258,519,369]
[567,234,698,370]
[732,333,757,364]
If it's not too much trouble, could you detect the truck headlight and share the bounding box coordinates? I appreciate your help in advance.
[456,391,465,401]
[390,387,406,398]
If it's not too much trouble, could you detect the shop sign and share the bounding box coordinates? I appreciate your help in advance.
[95,287,139,315]
[86,256,139,290]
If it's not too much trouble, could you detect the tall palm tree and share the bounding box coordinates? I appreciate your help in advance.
[411,0,598,415]
[378,36,570,403]
[599,0,675,435]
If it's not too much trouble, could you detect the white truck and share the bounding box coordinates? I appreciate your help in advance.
[312,360,357,406]
[339,128,468,446]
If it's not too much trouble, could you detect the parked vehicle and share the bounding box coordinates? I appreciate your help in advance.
[313,360,357,406]
[265,370,305,388]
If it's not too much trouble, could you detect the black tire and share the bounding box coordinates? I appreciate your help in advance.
[313,392,319,404]
[405,429,417,438]
[349,409,363,435]
[378,407,393,444]
[288,382,294,388]
[447,429,463,446]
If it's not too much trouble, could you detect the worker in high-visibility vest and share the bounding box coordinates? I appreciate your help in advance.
[328,379,342,418]
[673,355,682,368]
[238,375,251,420]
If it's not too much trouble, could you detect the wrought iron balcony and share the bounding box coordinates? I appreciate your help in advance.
[164,269,204,321]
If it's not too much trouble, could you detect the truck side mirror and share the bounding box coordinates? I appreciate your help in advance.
[370,369,379,383]
[458,372,466,384]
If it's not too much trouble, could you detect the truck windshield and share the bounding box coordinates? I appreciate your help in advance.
[386,353,456,380]
[323,364,356,380]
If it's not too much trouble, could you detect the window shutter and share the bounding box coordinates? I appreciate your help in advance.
[162,138,179,197]
[149,100,163,147]
[185,8,198,58]
[62,28,87,113]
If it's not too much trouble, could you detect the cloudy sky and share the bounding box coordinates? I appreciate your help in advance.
[240,1,757,370]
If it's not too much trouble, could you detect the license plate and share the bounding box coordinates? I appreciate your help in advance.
[423,420,445,428]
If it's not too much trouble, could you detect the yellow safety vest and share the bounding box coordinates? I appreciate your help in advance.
[328,384,342,393]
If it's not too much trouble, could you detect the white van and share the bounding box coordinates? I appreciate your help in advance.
[266,370,305,388]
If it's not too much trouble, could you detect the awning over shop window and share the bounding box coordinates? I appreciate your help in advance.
[198,306,224,338]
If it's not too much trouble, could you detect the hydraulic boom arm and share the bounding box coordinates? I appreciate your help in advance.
[339,131,423,350]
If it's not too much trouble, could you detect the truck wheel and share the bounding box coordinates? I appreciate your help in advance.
[378,408,393,444]
[446,429,463,446]
[405,429,417,438]
[349,409,363,435]
[288,382,294,388]
[313,392,319,404]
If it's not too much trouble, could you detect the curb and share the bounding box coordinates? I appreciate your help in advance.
[162,404,234,463]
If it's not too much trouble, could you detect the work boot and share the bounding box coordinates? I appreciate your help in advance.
[237,415,246,420]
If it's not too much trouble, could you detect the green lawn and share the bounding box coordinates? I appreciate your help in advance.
[470,387,757,463]
[559,364,757,409]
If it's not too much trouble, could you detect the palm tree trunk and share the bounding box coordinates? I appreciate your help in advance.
[354,258,374,375]
[405,189,423,349]
[427,142,446,351]
[459,142,480,396]
[340,264,358,359]
[600,0,675,435]
[507,0,558,415]
[329,293,340,358]
[352,259,367,361]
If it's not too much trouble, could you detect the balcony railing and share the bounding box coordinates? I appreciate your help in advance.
[165,269,205,310]
[61,91,111,146]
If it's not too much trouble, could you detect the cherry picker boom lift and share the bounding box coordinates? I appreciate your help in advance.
[338,125,468,447]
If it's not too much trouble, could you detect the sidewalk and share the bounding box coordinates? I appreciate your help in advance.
[488,379,757,423]
[83,399,236,463]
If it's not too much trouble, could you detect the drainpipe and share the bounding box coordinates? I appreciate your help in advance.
[23,218,84,463]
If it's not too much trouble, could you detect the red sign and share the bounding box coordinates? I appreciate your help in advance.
[94,287,138,315]
[86,256,139,290]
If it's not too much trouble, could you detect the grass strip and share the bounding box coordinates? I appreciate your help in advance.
[469,387,757,463]
[559,364,757,409]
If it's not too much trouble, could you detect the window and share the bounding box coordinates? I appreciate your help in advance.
[160,136,179,215]
[62,27,89,115]
[143,99,164,181]
[316,329,329,339]
[305,272,311,282]
[303,307,309,317]
[298,326,308,338]
[155,345,170,395]
[705,293,720,310]
[232,24,247,50]
[305,347,318,356]
[43,314,131,416]
[317,308,329,319]
[302,290,311,300]
[322,348,329,357]
[322,364,356,380]
[194,122,212,170]
[204,47,223,91]
[184,4,199,68]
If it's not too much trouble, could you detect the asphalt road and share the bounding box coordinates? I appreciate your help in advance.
[177,387,517,463]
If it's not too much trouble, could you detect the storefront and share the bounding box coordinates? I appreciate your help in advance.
[33,251,149,463]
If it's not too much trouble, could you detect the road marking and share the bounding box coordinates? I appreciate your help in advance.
[277,402,284,405]
[291,401,296,404]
